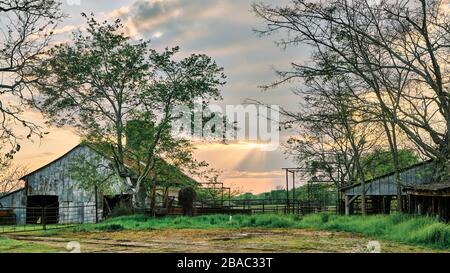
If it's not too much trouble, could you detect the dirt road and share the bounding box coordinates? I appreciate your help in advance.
[4,228,441,253]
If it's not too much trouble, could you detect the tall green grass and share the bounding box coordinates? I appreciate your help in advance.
[298,213,450,249]
[72,214,303,232]
[70,213,450,249]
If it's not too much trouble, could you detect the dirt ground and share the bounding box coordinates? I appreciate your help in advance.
[4,228,443,253]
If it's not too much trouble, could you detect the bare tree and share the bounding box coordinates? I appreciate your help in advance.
[0,163,29,196]
[284,75,383,215]
[0,0,63,161]
[253,0,450,184]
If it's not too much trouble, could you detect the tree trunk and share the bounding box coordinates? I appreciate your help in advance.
[134,181,148,210]
[149,180,158,213]
[163,187,170,208]
[360,181,366,216]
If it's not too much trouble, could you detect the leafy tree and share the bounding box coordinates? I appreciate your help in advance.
[361,149,421,180]
[68,152,123,197]
[33,15,226,208]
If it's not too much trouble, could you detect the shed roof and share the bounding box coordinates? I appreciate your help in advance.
[341,159,433,191]
[405,182,450,192]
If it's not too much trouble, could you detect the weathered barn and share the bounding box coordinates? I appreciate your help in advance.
[341,160,435,215]
[0,144,123,224]
[404,182,450,222]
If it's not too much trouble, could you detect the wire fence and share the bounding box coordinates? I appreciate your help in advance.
[0,205,98,234]
[154,198,336,216]
[227,198,336,215]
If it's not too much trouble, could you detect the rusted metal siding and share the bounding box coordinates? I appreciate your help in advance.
[0,189,26,224]
[344,161,434,196]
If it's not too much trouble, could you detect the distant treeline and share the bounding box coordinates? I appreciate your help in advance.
[235,184,336,205]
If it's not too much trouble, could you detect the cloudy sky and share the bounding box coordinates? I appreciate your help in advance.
[13,0,311,194]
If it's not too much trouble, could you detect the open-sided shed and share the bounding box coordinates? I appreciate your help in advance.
[341,160,434,215]
[404,182,450,222]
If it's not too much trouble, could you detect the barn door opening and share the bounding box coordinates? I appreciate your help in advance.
[103,194,132,217]
[26,195,59,224]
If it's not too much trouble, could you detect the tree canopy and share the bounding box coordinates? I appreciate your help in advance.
[33,14,226,208]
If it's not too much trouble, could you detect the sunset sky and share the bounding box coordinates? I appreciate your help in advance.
[12,0,311,194]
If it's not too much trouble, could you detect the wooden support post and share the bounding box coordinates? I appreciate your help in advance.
[42,206,46,231]
[418,196,423,215]
[438,197,444,221]
[292,171,296,215]
[285,169,290,213]
[414,195,418,214]
[431,196,435,216]
[345,195,350,215]
[95,185,99,224]
[407,195,412,214]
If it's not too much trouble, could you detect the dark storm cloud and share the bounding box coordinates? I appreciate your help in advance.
[132,0,169,19]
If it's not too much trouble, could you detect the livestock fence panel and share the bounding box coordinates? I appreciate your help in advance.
[0,205,97,234]
[156,198,336,216]
[0,199,337,233]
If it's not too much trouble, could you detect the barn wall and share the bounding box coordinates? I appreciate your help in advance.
[344,162,434,196]
[25,145,120,224]
[0,189,26,224]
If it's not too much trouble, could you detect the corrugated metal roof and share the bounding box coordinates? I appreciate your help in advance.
[342,160,434,196]
[405,182,450,192]
[341,159,433,191]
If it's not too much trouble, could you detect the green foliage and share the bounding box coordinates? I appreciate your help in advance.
[72,214,304,231]
[108,199,134,217]
[68,153,122,195]
[0,236,60,253]
[97,224,125,231]
[361,149,421,180]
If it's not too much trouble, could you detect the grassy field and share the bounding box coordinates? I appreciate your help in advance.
[67,213,450,249]
[1,213,450,252]
[298,213,450,249]
[5,228,441,253]
[0,236,62,253]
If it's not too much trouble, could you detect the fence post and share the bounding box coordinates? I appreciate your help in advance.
[95,185,99,224]
[42,206,47,231]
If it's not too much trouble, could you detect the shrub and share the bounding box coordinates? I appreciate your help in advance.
[108,201,133,218]
[97,224,124,231]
